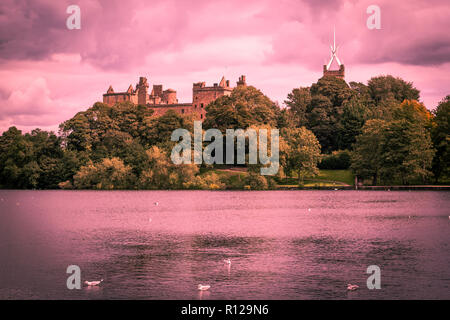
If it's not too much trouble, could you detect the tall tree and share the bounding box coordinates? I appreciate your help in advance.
[351,119,387,185]
[285,87,311,126]
[337,97,371,150]
[280,127,321,184]
[431,95,450,182]
[380,120,434,184]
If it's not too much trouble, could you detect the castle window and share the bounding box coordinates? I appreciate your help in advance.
[181,109,184,114]
[201,103,204,108]
[195,104,197,108]
[201,114,203,119]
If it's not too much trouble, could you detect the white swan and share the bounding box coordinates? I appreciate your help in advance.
[84,279,103,286]
[198,284,210,291]
[347,284,359,291]
[154,202,159,206]
[223,259,231,264]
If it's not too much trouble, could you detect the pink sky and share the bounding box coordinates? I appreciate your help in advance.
[0,0,449,133]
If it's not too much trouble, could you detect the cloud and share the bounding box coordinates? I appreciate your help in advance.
[0,0,449,133]
[0,77,76,132]
[1,0,449,69]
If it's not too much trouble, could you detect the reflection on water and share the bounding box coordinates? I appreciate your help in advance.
[0,190,449,299]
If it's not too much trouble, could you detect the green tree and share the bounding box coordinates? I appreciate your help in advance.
[431,95,450,182]
[380,120,434,184]
[285,87,311,126]
[138,146,203,189]
[352,118,435,185]
[0,127,33,187]
[73,157,136,189]
[280,127,321,184]
[59,101,155,152]
[204,85,279,131]
[351,119,388,185]
[303,76,353,152]
[337,97,371,150]
[142,110,193,149]
[306,94,337,152]
[310,76,353,107]
[367,75,420,105]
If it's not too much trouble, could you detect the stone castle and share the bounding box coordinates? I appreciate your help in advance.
[103,75,247,119]
[102,31,344,118]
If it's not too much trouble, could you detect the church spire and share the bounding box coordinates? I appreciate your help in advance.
[326,26,342,70]
[323,27,345,80]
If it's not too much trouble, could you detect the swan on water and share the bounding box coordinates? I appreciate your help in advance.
[223,259,231,264]
[347,284,359,291]
[84,279,103,286]
[198,284,210,291]
[154,202,159,206]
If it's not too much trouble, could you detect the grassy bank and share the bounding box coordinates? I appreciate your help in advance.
[201,167,355,189]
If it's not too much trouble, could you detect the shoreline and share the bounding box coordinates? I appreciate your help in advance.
[1,186,450,191]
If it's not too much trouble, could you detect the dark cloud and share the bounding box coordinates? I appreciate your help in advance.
[0,0,449,71]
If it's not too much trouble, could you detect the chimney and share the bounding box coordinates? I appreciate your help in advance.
[237,75,247,86]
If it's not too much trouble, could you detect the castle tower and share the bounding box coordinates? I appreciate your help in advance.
[323,28,345,80]
[136,77,149,105]
[237,75,247,86]
[162,89,177,104]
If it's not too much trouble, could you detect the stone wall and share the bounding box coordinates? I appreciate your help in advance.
[323,65,345,80]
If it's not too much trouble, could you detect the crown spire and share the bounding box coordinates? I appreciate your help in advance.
[326,26,342,70]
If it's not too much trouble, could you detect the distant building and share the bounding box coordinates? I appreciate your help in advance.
[323,28,345,80]
[102,75,247,120]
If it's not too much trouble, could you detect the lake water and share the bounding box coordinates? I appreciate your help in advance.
[0,190,449,300]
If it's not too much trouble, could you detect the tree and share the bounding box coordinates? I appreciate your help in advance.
[59,101,155,152]
[351,119,388,185]
[310,76,353,107]
[392,99,433,129]
[351,118,435,185]
[73,157,136,189]
[285,87,311,126]
[303,76,353,152]
[0,127,33,187]
[431,95,450,182]
[280,127,321,184]
[367,75,420,105]
[142,110,193,148]
[337,97,371,150]
[245,172,268,190]
[277,108,296,129]
[0,127,69,189]
[138,146,204,189]
[204,85,279,131]
[306,94,337,152]
[380,120,434,184]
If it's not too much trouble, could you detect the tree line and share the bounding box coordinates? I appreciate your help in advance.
[0,75,448,189]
